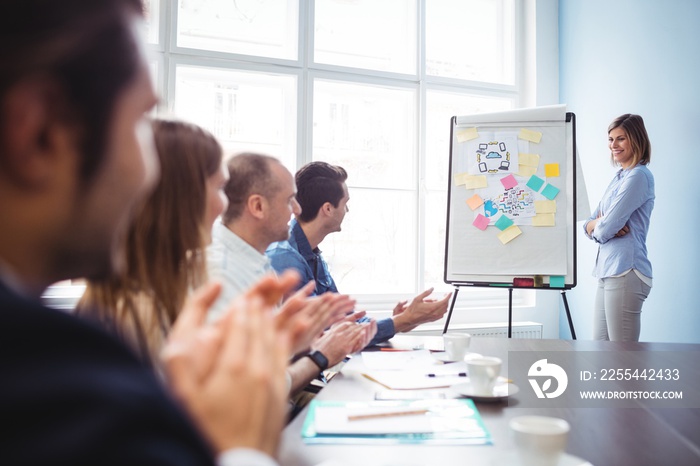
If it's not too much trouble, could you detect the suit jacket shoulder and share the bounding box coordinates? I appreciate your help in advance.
[0,285,216,465]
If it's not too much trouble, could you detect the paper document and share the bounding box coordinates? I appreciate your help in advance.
[363,361,470,390]
[360,349,438,371]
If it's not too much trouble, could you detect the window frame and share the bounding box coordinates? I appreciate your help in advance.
[45,0,538,324]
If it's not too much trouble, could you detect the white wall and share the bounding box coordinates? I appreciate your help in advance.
[559,0,700,342]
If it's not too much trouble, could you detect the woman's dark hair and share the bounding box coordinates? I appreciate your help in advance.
[0,0,144,182]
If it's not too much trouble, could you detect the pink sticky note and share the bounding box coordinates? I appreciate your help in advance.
[500,174,518,190]
[473,214,489,231]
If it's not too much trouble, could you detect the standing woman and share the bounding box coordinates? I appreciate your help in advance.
[585,114,654,341]
[77,119,228,368]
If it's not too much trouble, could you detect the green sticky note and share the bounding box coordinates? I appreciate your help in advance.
[541,183,560,200]
[550,276,565,288]
[494,215,514,231]
[527,175,545,192]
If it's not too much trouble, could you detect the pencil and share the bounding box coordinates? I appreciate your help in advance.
[347,408,430,421]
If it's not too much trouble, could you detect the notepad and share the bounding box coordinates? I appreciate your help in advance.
[302,398,492,445]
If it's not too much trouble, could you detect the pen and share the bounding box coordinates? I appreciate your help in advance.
[426,372,467,378]
[348,408,430,421]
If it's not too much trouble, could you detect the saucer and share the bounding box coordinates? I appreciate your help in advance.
[559,453,594,466]
[492,452,593,466]
[451,380,519,402]
[432,351,483,363]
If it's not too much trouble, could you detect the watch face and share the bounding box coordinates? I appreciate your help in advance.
[310,351,329,370]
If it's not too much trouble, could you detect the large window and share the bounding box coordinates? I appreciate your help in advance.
[141,0,531,319]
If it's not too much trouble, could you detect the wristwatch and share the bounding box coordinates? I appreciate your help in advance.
[306,350,329,371]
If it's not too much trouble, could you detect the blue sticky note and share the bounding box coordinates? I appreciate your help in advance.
[541,183,560,200]
[494,215,514,231]
[550,276,565,288]
[527,175,545,192]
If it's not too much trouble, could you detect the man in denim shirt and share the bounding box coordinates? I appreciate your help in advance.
[267,162,452,345]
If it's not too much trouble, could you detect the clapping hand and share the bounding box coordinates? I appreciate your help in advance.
[275,282,356,355]
[162,272,302,457]
[392,288,453,333]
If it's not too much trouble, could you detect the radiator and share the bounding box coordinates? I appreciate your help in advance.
[411,321,543,339]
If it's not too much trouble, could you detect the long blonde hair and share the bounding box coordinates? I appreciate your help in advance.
[77,119,223,367]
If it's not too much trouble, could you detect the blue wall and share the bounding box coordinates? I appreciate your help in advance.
[559,0,700,342]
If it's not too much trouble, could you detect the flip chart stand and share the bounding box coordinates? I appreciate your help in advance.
[442,286,577,339]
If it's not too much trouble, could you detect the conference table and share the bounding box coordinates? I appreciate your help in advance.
[279,336,700,466]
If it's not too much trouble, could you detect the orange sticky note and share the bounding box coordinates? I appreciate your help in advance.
[466,194,484,210]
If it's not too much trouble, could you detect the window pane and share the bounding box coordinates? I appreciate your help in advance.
[425,189,449,292]
[143,0,160,44]
[313,80,416,189]
[177,0,298,60]
[148,60,160,115]
[425,90,512,190]
[173,65,297,169]
[315,0,417,74]
[426,0,515,84]
[320,188,416,294]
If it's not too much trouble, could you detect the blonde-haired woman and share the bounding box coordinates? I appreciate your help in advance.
[584,114,654,342]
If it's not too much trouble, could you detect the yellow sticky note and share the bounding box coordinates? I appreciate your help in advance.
[456,127,479,142]
[544,163,560,177]
[466,194,484,210]
[519,128,542,143]
[464,175,487,190]
[519,153,540,167]
[453,172,470,186]
[532,213,555,226]
[518,164,537,177]
[535,200,556,214]
[497,225,522,244]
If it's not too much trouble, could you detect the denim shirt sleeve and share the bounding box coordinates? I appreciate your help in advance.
[366,317,396,347]
[592,169,652,244]
[266,242,315,294]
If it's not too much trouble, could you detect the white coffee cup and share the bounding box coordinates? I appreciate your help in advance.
[466,356,501,395]
[510,415,570,466]
[443,333,471,361]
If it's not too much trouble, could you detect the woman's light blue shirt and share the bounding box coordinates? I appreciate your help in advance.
[584,164,654,279]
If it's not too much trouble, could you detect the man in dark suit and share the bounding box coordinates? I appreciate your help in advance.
[0,1,295,464]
